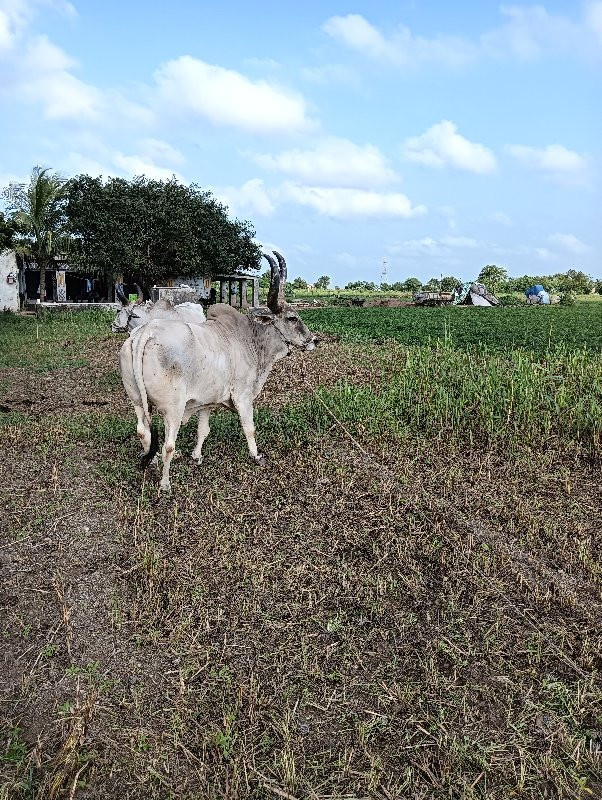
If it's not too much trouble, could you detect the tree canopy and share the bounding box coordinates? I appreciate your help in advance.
[477,265,508,293]
[66,175,262,287]
[315,275,330,289]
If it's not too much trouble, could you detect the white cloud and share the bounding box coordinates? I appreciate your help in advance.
[212,178,276,218]
[441,235,478,248]
[251,137,398,188]
[549,233,591,255]
[505,143,587,175]
[153,56,314,135]
[323,5,602,69]
[301,63,359,86]
[394,235,477,257]
[112,153,184,182]
[403,120,497,174]
[322,14,475,68]
[0,0,34,53]
[481,5,582,59]
[282,183,426,218]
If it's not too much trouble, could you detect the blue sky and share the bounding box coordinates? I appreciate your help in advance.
[0,0,600,286]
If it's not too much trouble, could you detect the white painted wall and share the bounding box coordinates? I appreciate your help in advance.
[0,250,19,311]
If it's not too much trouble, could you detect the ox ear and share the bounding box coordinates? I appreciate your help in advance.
[250,308,274,325]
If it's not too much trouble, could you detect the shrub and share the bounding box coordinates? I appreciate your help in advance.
[559,291,576,306]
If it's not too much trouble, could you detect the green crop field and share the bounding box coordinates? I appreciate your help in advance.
[300,301,602,354]
[1,305,601,799]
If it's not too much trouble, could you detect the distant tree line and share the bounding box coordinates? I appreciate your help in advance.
[283,266,600,296]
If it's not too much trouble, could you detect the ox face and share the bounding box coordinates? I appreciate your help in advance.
[251,307,317,352]
[111,303,145,332]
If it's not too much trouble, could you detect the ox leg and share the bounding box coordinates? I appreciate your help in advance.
[191,408,211,465]
[234,398,264,464]
[160,405,185,493]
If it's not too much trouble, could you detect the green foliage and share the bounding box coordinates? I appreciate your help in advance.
[65,174,262,286]
[0,210,20,251]
[423,277,441,291]
[315,275,330,289]
[498,294,523,306]
[400,278,422,293]
[440,276,461,292]
[301,343,602,448]
[477,265,508,293]
[300,303,602,355]
[559,290,577,306]
[291,276,308,290]
[3,166,70,300]
[345,280,377,291]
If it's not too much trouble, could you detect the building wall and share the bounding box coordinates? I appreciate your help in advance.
[0,250,19,311]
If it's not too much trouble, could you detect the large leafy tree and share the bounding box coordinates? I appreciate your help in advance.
[555,269,593,294]
[477,264,508,293]
[314,275,330,289]
[66,175,262,289]
[3,166,70,301]
[396,278,421,293]
[441,275,461,292]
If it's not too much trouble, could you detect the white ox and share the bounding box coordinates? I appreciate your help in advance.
[111,294,206,332]
[119,252,317,492]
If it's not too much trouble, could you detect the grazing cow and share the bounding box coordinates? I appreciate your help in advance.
[119,252,317,492]
[111,291,206,332]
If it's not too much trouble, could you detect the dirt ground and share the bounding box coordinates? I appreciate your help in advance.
[1,331,601,799]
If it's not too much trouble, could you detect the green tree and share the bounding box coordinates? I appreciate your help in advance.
[4,166,70,301]
[477,264,508,293]
[315,275,330,289]
[556,269,593,294]
[259,270,271,290]
[441,276,461,292]
[292,276,308,289]
[66,174,262,289]
[345,280,377,291]
[0,211,20,251]
[423,277,440,291]
[400,277,422,293]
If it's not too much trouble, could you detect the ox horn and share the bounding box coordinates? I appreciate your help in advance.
[264,252,282,313]
[115,284,129,305]
[273,251,287,285]
[133,282,144,302]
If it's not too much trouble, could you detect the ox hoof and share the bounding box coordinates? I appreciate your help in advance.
[252,453,266,466]
[159,481,172,494]
[191,455,203,466]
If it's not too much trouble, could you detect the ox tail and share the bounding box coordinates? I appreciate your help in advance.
[131,323,154,428]
[130,324,160,469]
[140,422,159,469]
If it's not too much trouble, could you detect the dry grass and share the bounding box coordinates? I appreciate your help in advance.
[1,315,601,799]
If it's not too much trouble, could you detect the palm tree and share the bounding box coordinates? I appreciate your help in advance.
[6,166,69,302]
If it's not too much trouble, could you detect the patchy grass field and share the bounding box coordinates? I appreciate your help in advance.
[1,307,601,800]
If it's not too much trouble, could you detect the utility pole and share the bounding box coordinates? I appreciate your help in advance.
[381,258,388,286]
